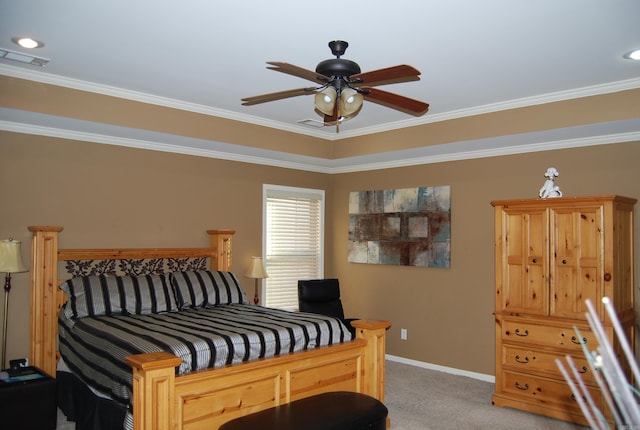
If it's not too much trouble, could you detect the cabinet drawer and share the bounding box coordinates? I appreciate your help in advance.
[500,370,602,411]
[502,345,595,383]
[501,319,596,352]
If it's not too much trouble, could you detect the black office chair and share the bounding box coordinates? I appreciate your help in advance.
[297,278,357,338]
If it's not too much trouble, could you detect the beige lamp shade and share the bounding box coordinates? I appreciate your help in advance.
[245,256,268,279]
[314,87,337,116]
[340,88,363,117]
[0,239,27,273]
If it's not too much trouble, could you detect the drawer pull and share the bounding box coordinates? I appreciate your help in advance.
[571,336,587,345]
[515,355,529,364]
[532,258,537,263]
[578,366,588,374]
[562,259,567,264]
[515,382,529,391]
[515,329,529,337]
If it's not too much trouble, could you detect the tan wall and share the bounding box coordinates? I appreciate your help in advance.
[1,131,639,377]
[329,141,640,375]
[0,131,331,366]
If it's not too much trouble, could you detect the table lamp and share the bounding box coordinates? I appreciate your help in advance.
[0,238,28,369]
[245,257,268,305]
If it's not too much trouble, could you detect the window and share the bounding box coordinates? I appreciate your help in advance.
[263,184,324,310]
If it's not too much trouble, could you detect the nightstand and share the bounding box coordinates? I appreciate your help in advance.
[0,366,57,430]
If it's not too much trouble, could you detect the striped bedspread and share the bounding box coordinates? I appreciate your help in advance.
[58,304,352,406]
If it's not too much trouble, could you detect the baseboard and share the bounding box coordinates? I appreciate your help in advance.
[386,354,495,383]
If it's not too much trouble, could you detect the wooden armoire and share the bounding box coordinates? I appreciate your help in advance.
[491,195,636,425]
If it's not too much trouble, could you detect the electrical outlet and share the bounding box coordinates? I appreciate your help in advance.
[400,328,408,341]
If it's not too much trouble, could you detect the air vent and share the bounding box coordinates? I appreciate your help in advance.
[0,47,50,66]
[297,119,326,128]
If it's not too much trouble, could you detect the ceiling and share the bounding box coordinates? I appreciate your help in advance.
[1,0,639,170]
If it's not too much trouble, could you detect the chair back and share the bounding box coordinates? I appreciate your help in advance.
[297,279,345,320]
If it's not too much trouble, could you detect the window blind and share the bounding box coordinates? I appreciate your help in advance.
[264,185,324,311]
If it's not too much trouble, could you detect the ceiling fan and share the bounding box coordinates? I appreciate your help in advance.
[241,40,429,131]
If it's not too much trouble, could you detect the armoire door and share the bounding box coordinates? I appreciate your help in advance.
[496,206,549,316]
[550,205,603,320]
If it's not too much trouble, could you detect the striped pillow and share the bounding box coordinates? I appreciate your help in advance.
[171,270,248,308]
[60,274,178,319]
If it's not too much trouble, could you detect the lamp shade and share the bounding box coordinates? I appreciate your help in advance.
[245,256,268,279]
[0,239,27,273]
[340,88,363,117]
[314,87,337,116]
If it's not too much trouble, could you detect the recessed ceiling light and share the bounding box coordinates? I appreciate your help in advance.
[623,49,640,60]
[11,37,44,49]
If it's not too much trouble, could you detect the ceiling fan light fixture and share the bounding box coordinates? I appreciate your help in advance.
[314,87,337,115]
[242,40,428,132]
[340,88,363,116]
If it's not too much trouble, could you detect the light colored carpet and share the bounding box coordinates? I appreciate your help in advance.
[57,359,589,429]
[56,409,74,430]
[385,359,587,430]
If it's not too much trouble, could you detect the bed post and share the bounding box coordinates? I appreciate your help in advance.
[352,320,391,402]
[28,226,64,377]
[207,229,235,271]
[126,352,183,430]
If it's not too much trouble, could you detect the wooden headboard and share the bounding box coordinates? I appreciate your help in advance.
[28,226,235,377]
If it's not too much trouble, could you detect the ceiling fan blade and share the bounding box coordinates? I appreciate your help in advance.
[266,62,330,84]
[351,65,421,87]
[324,110,339,125]
[362,87,429,116]
[241,87,316,106]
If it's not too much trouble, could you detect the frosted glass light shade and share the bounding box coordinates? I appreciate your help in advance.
[340,88,363,116]
[314,87,337,115]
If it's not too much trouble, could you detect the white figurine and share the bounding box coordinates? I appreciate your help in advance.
[539,167,563,199]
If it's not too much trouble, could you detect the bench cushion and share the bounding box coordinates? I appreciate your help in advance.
[220,391,388,430]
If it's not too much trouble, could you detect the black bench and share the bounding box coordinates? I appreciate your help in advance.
[219,391,388,430]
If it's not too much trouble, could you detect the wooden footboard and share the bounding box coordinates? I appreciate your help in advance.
[28,226,391,429]
[127,320,389,430]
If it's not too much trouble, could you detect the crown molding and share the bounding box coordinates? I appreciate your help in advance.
[327,130,640,173]
[0,117,334,173]
[3,63,639,141]
[0,64,329,139]
[2,113,638,174]
[333,77,640,139]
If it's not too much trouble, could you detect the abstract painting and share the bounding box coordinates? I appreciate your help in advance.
[348,186,450,268]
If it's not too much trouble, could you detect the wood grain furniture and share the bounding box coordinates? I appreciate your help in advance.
[218,391,388,430]
[491,195,636,425]
[28,226,391,430]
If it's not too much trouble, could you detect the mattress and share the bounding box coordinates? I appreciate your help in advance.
[58,303,352,407]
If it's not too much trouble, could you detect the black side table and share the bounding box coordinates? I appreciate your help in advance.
[0,366,57,430]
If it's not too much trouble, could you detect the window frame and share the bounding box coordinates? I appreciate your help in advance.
[261,184,325,310]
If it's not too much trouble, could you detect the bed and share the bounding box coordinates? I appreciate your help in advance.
[28,226,391,430]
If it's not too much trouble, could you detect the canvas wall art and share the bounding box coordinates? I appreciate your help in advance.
[348,186,451,268]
